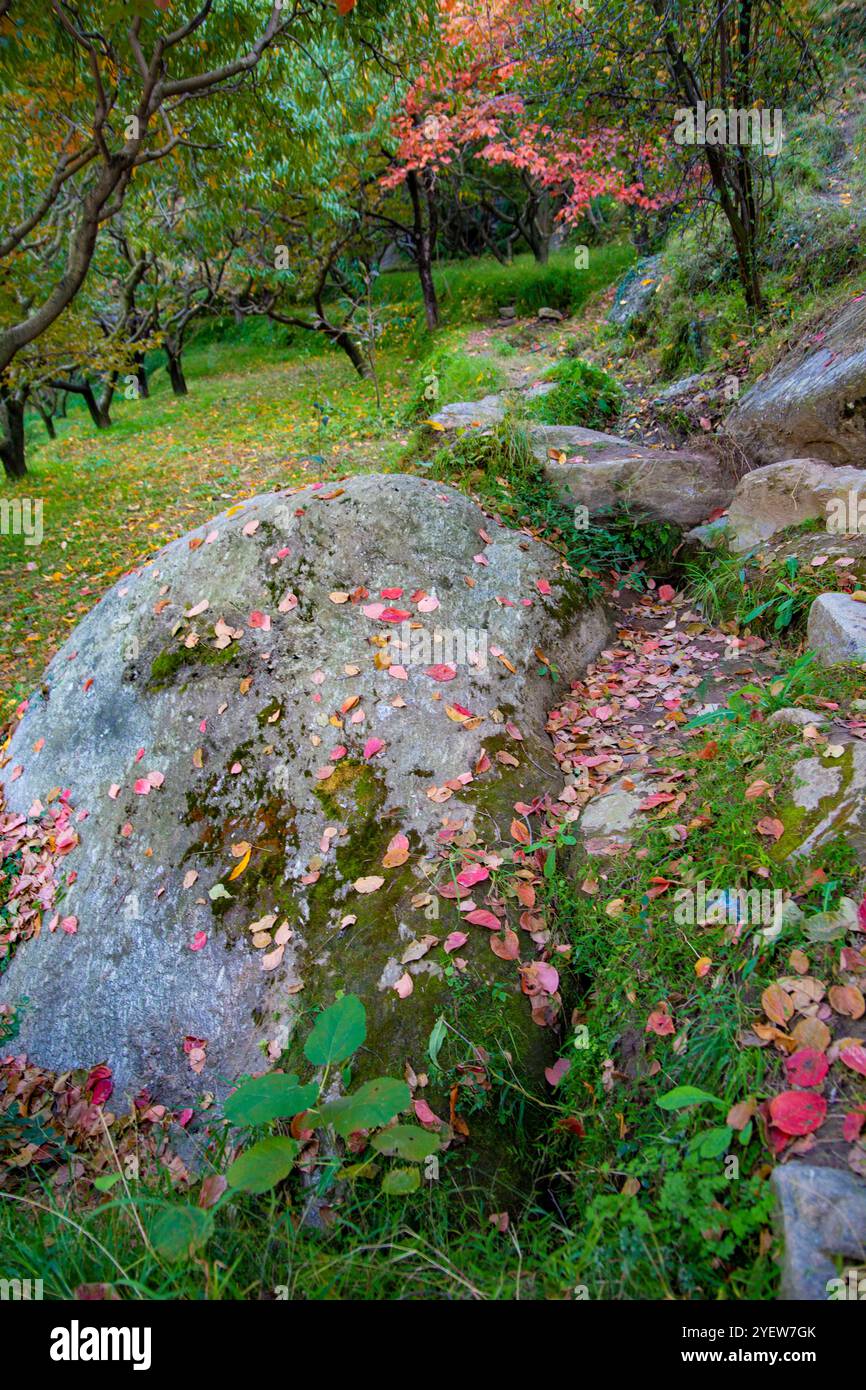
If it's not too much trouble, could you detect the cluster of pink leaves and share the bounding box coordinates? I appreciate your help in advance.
[0,1053,193,1188]
[381,0,664,220]
[0,787,80,960]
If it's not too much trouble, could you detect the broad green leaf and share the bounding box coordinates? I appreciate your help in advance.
[381,1166,421,1195]
[691,1125,733,1158]
[224,1074,318,1126]
[318,1076,410,1137]
[151,1205,213,1262]
[303,995,366,1066]
[371,1124,440,1162]
[428,1015,447,1068]
[93,1173,122,1192]
[226,1136,298,1193]
[657,1085,724,1111]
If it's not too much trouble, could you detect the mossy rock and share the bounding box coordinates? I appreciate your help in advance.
[0,473,611,1187]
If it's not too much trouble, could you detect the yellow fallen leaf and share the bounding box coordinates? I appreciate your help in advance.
[228,847,251,880]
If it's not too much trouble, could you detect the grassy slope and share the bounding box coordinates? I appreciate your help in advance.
[0,244,633,718]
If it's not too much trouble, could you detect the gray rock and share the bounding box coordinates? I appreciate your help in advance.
[537,307,564,322]
[652,373,708,404]
[0,473,611,1109]
[808,592,866,665]
[684,518,731,551]
[577,772,655,850]
[772,1164,866,1300]
[426,394,505,431]
[767,707,830,728]
[533,425,733,527]
[784,741,866,861]
[726,295,866,466]
[607,256,662,331]
[725,458,866,552]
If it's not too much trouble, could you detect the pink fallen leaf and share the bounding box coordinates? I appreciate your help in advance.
[354,875,384,894]
[363,737,385,759]
[785,1049,829,1088]
[544,1057,571,1088]
[535,962,559,993]
[444,931,468,953]
[414,1097,443,1128]
[490,929,520,960]
[394,972,414,998]
[464,908,501,930]
[249,610,271,631]
[756,816,785,841]
[646,1007,675,1036]
[189,932,207,951]
[425,664,457,682]
[456,863,489,888]
[769,1090,827,1136]
[840,1044,866,1077]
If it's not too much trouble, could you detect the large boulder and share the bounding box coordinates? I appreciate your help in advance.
[723,458,866,552]
[726,295,866,466]
[533,425,733,527]
[0,474,610,1112]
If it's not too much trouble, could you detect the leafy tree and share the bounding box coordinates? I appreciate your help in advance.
[528,0,822,309]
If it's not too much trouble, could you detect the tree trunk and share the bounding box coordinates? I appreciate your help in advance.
[82,380,111,429]
[408,171,440,331]
[136,357,149,399]
[37,406,56,440]
[329,326,372,378]
[50,378,112,428]
[0,395,27,478]
[532,190,553,265]
[166,346,188,396]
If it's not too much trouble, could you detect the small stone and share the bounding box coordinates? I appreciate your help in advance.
[767,707,830,728]
[808,593,866,666]
[771,1163,866,1300]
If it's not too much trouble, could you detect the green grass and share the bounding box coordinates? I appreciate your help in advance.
[527,355,623,429]
[406,331,507,417]
[377,242,636,332]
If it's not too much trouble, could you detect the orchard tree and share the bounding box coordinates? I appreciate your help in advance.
[378,0,663,327]
[527,0,823,310]
[0,0,412,475]
[212,30,420,376]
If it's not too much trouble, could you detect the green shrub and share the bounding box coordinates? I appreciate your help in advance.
[407,337,506,418]
[528,356,623,428]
